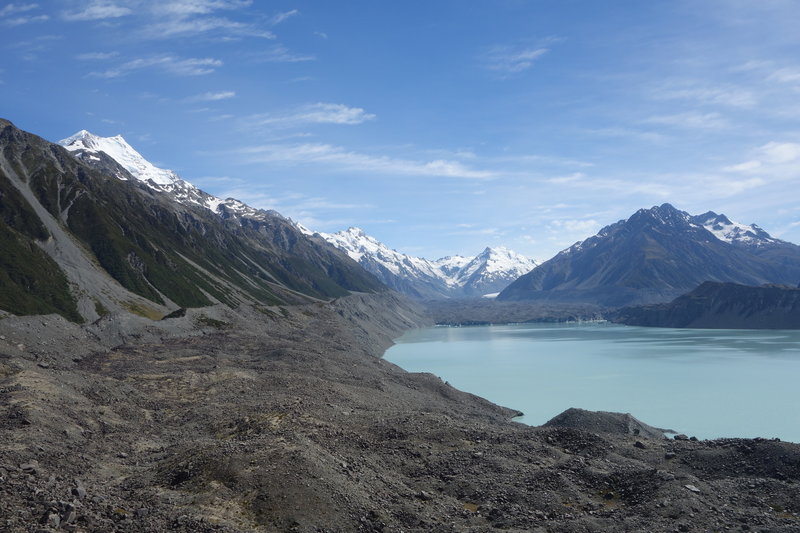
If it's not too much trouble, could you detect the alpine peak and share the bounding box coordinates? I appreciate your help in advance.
[319,228,537,299]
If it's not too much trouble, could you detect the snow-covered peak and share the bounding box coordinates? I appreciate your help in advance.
[692,211,775,246]
[320,227,427,271]
[432,254,471,276]
[456,246,537,287]
[59,130,180,186]
[319,227,537,297]
[58,129,289,228]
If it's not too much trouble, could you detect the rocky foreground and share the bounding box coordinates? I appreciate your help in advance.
[2,293,800,532]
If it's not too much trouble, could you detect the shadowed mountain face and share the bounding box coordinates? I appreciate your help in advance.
[498,203,800,307]
[611,281,800,329]
[0,118,383,322]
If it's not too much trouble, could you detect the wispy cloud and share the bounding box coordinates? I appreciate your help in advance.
[0,3,39,17]
[481,45,549,73]
[205,185,373,230]
[9,34,61,60]
[0,4,50,26]
[63,2,132,21]
[724,141,800,181]
[238,143,495,179]
[144,16,273,39]
[151,0,253,16]
[137,0,272,39]
[767,67,800,84]
[644,111,728,129]
[246,103,375,128]
[651,82,757,108]
[89,55,223,78]
[76,51,118,60]
[186,90,236,102]
[252,45,315,63]
[0,3,48,25]
[270,9,299,26]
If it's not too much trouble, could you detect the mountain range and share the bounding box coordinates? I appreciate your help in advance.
[319,227,538,299]
[5,119,799,319]
[0,118,384,323]
[498,203,800,307]
[60,130,538,301]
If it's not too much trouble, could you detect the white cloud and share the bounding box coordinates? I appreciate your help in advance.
[0,3,39,17]
[651,83,757,108]
[145,16,273,39]
[238,143,495,179]
[482,45,549,73]
[135,0,272,39]
[270,9,299,25]
[548,219,600,234]
[3,14,48,25]
[89,55,223,78]
[547,172,586,184]
[246,103,376,128]
[186,90,236,102]
[723,160,761,172]
[63,3,132,21]
[724,142,800,177]
[253,45,315,63]
[644,111,728,129]
[447,226,504,237]
[76,51,118,60]
[758,141,800,164]
[152,0,252,16]
[768,67,800,84]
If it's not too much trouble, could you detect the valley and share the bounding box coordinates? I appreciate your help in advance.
[1,118,799,532]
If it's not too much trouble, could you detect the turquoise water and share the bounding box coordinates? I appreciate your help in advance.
[385,323,800,442]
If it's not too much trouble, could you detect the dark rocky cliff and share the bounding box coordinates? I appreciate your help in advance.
[611,281,800,329]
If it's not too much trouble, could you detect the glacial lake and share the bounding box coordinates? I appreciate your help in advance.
[384,323,800,443]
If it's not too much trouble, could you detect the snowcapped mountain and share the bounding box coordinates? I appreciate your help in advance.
[498,203,800,307]
[57,130,535,300]
[454,246,538,296]
[319,227,537,299]
[58,130,280,225]
[690,211,776,247]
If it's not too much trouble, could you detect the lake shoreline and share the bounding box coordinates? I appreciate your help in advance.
[386,322,800,443]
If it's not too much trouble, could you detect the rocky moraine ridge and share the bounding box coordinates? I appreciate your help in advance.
[1,119,800,531]
[3,296,800,532]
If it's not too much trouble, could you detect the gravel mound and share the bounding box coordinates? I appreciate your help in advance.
[544,407,674,440]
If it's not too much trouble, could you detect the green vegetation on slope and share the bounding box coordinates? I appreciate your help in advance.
[0,219,82,322]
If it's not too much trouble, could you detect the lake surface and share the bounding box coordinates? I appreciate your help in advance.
[385,323,800,442]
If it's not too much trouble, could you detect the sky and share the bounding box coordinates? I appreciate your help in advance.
[2,0,800,262]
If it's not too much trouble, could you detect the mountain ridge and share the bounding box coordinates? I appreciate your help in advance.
[319,226,537,299]
[0,118,384,322]
[498,203,800,307]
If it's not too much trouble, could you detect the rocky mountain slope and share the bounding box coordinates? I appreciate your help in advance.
[611,281,800,329]
[0,118,383,323]
[320,227,537,299]
[498,203,800,307]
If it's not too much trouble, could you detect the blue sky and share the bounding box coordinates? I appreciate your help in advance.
[2,0,800,261]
